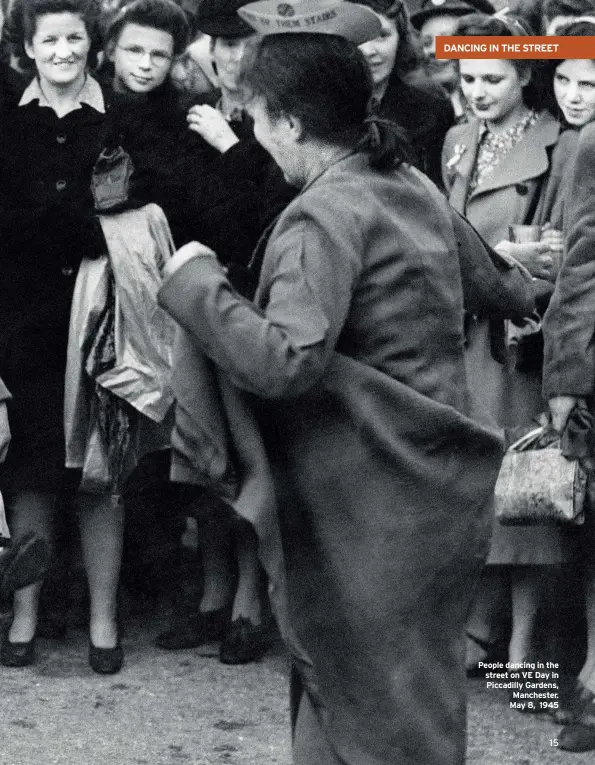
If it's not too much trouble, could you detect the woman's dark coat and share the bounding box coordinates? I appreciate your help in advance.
[0,61,24,113]
[105,83,295,275]
[159,152,504,765]
[534,127,580,232]
[0,82,108,493]
[544,121,595,399]
[375,67,454,188]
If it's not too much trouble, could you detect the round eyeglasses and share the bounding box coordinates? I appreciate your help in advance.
[117,45,172,68]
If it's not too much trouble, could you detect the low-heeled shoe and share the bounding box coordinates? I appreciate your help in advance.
[89,641,124,675]
[559,722,595,752]
[0,635,36,668]
[155,606,229,650]
[552,681,593,725]
[465,632,507,678]
[0,532,49,600]
[219,617,266,665]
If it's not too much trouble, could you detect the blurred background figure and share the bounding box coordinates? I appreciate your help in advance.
[442,12,571,680]
[410,0,495,121]
[354,0,455,187]
[538,17,595,754]
[0,377,49,603]
[542,0,595,33]
[170,31,218,98]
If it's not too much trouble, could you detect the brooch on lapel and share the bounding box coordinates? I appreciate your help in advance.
[446,143,467,169]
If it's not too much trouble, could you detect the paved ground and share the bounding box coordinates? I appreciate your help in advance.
[1,604,593,765]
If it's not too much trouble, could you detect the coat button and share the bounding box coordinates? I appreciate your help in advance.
[515,183,528,196]
[61,265,74,277]
[56,133,67,144]
[56,179,67,192]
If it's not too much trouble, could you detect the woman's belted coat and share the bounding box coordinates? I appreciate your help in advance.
[442,111,571,565]
[443,111,560,249]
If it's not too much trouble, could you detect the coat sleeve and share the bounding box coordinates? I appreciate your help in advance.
[418,90,455,190]
[451,209,535,319]
[543,123,595,398]
[158,196,362,399]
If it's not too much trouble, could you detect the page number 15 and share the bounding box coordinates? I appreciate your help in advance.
[550,739,559,747]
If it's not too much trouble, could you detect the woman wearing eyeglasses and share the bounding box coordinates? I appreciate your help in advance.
[95,0,294,664]
[99,0,205,246]
[100,0,293,276]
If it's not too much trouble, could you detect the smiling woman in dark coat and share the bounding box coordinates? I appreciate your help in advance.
[0,0,131,672]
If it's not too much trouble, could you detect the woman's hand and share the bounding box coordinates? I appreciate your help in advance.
[540,223,564,280]
[187,105,240,153]
[549,395,582,433]
[0,402,10,464]
[540,223,564,253]
[494,240,555,281]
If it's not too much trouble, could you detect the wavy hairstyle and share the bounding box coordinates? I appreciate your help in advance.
[104,0,190,57]
[541,19,595,119]
[454,13,545,111]
[240,33,412,171]
[543,0,595,24]
[351,0,422,75]
[7,0,103,73]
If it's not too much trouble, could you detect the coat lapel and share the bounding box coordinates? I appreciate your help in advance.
[445,120,480,211]
[467,112,560,200]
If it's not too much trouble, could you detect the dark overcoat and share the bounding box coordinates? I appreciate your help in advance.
[376,68,454,188]
[543,121,595,399]
[159,153,504,765]
[105,83,294,273]
[534,127,580,232]
[0,81,107,493]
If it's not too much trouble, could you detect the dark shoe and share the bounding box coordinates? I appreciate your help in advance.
[0,533,49,600]
[89,641,124,675]
[155,607,229,650]
[465,632,505,678]
[0,634,36,667]
[553,681,593,725]
[219,617,266,665]
[559,723,595,752]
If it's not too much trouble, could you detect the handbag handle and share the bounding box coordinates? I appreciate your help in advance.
[508,425,548,452]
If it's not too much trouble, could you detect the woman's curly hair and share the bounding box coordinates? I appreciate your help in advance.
[352,0,422,75]
[7,0,103,74]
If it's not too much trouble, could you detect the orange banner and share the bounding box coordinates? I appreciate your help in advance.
[436,35,595,58]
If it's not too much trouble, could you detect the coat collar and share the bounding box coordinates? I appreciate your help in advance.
[299,150,361,195]
[458,112,560,201]
[19,74,105,114]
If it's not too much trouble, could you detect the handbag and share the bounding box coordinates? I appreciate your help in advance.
[91,146,134,212]
[495,425,587,526]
